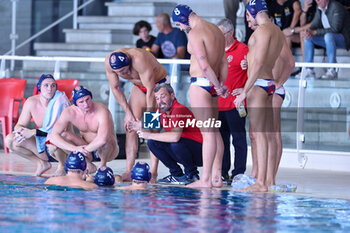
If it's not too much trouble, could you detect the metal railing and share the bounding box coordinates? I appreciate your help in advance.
[5,0,95,70]
[0,55,349,169]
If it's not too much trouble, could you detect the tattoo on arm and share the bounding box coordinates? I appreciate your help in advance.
[199,56,205,60]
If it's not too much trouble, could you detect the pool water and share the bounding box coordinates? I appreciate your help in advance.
[0,174,349,233]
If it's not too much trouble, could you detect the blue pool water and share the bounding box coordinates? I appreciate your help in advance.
[0,174,349,233]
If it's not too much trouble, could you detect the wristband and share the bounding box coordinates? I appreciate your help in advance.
[36,129,48,137]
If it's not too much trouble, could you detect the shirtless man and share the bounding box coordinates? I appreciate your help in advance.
[50,86,119,172]
[105,48,168,181]
[240,18,294,187]
[234,0,292,192]
[172,4,229,188]
[45,152,98,189]
[5,74,69,176]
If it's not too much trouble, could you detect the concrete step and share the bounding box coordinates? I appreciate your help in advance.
[119,0,227,18]
[34,42,132,51]
[292,48,350,79]
[105,2,177,17]
[36,50,112,57]
[77,16,156,24]
[63,29,133,44]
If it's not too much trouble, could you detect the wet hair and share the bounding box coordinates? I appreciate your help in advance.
[133,20,152,35]
[217,18,234,33]
[154,83,174,95]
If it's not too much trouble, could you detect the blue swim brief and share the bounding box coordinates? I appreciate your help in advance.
[254,79,276,96]
[274,86,285,100]
[44,146,58,162]
[190,77,217,97]
[92,151,100,162]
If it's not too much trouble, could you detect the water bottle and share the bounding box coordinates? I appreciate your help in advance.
[238,103,246,118]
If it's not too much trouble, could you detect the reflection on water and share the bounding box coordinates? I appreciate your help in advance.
[0,174,349,233]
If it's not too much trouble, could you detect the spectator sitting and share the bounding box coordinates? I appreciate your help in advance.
[283,0,317,64]
[268,0,302,48]
[303,0,350,79]
[151,13,189,59]
[133,20,156,52]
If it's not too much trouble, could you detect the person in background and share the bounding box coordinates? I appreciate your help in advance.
[223,0,241,35]
[151,13,188,59]
[133,20,156,52]
[302,0,350,79]
[216,18,249,184]
[268,0,302,48]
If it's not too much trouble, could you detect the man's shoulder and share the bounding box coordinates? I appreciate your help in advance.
[329,0,345,11]
[94,102,111,116]
[24,95,40,107]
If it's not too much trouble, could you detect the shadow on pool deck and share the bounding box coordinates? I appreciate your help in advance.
[1,149,349,200]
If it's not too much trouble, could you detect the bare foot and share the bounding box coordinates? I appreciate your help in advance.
[35,161,52,176]
[86,162,97,174]
[186,179,212,188]
[53,166,66,177]
[149,173,157,184]
[212,174,223,188]
[121,172,132,182]
[240,183,268,192]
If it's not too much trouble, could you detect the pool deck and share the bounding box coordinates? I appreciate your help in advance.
[1,149,350,200]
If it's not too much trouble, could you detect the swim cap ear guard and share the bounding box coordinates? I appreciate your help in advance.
[172,4,193,26]
[94,167,115,186]
[109,52,130,70]
[64,152,87,173]
[72,85,93,105]
[246,0,268,19]
[37,74,55,92]
[130,162,152,182]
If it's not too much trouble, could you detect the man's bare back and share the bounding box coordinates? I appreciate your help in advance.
[247,23,284,80]
[188,21,226,78]
[45,175,98,190]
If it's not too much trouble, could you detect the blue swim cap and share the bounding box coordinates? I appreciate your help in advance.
[94,167,115,186]
[109,52,130,70]
[130,162,151,182]
[37,74,55,92]
[172,4,193,26]
[72,85,93,105]
[64,152,87,173]
[246,0,268,19]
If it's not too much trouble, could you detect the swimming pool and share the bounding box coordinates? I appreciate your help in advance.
[0,174,349,233]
